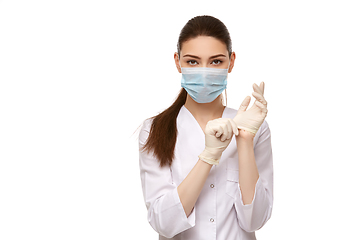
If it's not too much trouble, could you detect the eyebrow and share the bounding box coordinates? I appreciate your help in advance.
[182,54,227,59]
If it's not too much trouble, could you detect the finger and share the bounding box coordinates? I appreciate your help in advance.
[260,81,265,95]
[252,91,267,106]
[229,119,239,136]
[253,83,263,96]
[225,120,233,140]
[255,101,268,115]
[237,96,251,114]
[207,119,225,136]
[220,121,231,141]
[215,125,224,138]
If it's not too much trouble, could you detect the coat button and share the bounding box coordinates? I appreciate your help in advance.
[210,184,214,188]
[210,218,214,222]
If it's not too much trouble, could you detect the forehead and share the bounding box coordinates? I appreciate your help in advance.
[181,36,228,57]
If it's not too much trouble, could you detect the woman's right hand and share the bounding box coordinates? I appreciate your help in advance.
[198,118,239,165]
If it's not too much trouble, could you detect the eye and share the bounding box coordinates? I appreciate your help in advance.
[187,60,198,66]
[211,59,223,65]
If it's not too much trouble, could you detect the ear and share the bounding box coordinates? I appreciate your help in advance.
[174,52,182,73]
[228,52,236,73]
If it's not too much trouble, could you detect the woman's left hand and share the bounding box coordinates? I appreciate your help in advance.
[233,82,268,136]
[237,128,256,140]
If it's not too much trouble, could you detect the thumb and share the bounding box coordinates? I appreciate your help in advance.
[237,96,251,114]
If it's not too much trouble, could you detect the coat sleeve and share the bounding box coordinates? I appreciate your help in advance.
[234,120,274,232]
[138,119,196,238]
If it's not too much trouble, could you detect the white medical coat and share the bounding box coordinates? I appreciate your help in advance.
[139,106,273,240]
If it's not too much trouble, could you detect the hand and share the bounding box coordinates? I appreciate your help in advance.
[233,82,268,136]
[198,118,239,165]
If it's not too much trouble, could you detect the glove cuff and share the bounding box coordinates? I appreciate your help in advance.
[198,148,222,165]
[237,125,259,135]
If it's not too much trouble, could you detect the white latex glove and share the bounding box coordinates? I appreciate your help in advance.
[233,82,268,135]
[198,118,239,165]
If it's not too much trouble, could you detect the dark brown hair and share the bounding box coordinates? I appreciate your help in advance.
[142,15,232,168]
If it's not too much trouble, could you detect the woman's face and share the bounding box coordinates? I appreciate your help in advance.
[174,36,235,73]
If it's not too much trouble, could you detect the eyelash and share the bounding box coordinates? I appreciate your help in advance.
[187,60,198,65]
[186,59,223,65]
[212,59,223,65]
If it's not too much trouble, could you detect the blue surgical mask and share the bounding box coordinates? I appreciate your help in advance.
[180,67,228,103]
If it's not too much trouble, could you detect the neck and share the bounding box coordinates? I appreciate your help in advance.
[184,94,225,121]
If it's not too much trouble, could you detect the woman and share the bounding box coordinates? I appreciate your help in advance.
[139,15,273,240]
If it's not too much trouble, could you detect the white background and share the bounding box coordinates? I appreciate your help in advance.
[1,0,359,239]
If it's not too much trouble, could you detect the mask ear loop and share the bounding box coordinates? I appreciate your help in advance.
[225,89,227,106]
[223,61,231,106]
[220,89,227,106]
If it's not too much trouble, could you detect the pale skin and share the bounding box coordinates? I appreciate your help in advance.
[174,36,261,217]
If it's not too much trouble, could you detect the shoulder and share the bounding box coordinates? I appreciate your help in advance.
[138,117,154,145]
[259,119,270,135]
[254,119,271,145]
[141,117,154,131]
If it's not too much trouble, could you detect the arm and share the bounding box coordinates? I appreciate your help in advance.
[233,120,274,232]
[139,120,196,238]
[178,117,238,217]
[236,129,259,205]
[177,159,212,217]
[231,82,273,232]
[139,118,236,237]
